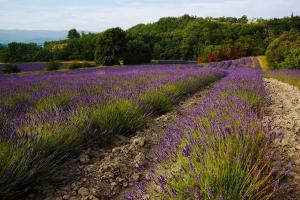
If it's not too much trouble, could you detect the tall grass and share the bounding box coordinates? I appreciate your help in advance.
[91,100,146,140]
[257,56,271,71]
[264,70,300,88]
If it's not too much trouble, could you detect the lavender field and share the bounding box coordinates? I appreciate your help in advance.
[0,58,288,199]
[0,63,47,72]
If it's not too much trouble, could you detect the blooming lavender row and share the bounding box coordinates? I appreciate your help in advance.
[206,57,261,69]
[0,64,225,199]
[0,63,46,72]
[128,68,286,199]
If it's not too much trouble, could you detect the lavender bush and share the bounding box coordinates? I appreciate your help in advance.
[128,68,286,200]
[0,64,225,198]
[0,63,46,73]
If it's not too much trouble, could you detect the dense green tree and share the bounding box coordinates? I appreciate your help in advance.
[2,64,20,74]
[1,15,299,65]
[2,42,43,62]
[67,29,80,39]
[279,48,300,69]
[123,39,151,64]
[266,31,300,69]
[94,28,126,65]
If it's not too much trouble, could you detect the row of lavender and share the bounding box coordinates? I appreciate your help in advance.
[205,57,261,69]
[0,57,260,74]
[128,68,286,199]
[0,65,225,198]
[0,63,46,72]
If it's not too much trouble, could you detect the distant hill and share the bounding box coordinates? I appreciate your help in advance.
[0,30,68,45]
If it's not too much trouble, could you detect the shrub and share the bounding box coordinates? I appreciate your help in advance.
[123,40,151,64]
[94,28,126,66]
[266,31,300,69]
[68,62,83,70]
[36,94,73,112]
[90,101,145,142]
[82,62,94,68]
[140,91,173,115]
[2,64,20,74]
[46,61,61,71]
[279,48,300,69]
[3,93,31,109]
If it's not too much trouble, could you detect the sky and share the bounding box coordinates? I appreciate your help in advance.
[0,0,299,31]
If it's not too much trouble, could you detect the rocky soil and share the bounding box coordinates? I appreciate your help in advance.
[32,85,214,200]
[264,78,300,200]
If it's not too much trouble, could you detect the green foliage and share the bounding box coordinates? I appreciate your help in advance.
[123,39,151,64]
[140,91,173,115]
[264,72,300,88]
[2,64,20,74]
[257,56,271,70]
[0,93,31,110]
[279,48,300,69]
[94,28,126,65]
[67,29,80,39]
[46,61,61,71]
[90,101,145,141]
[266,31,300,69]
[0,42,53,62]
[36,94,73,112]
[82,62,94,68]
[68,62,82,70]
[1,16,300,63]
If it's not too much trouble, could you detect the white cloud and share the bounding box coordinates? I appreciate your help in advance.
[0,0,298,31]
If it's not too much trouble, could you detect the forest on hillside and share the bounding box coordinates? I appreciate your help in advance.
[0,15,299,68]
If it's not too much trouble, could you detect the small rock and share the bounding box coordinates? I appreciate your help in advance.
[145,172,151,181]
[110,182,117,190]
[123,181,128,188]
[134,152,146,167]
[112,147,122,154]
[116,177,124,183]
[63,194,70,200]
[132,173,140,181]
[102,171,114,179]
[79,154,90,164]
[131,137,146,148]
[78,187,89,196]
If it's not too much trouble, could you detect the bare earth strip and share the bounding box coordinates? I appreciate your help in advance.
[264,78,300,200]
[34,85,214,200]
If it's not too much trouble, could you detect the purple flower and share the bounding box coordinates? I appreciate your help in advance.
[182,144,192,157]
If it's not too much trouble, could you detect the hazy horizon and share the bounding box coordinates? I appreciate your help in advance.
[0,0,299,32]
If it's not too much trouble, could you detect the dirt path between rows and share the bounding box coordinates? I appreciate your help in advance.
[35,84,214,200]
[264,78,300,200]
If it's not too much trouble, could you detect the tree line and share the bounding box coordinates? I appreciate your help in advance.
[0,15,299,66]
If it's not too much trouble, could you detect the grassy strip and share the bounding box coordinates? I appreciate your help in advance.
[128,69,286,200]
[0,70,225,199]
[264,71,300,88]
[257,56,271,71]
